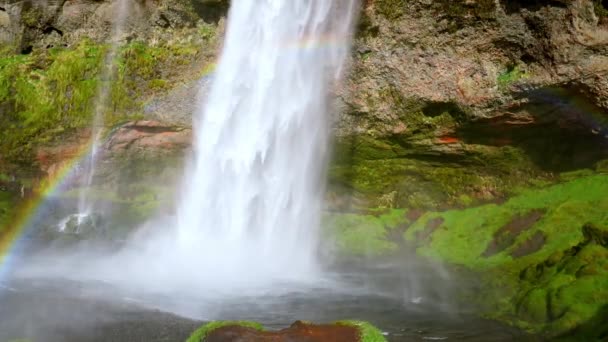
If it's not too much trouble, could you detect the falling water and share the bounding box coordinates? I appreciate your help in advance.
[39,0,360,297]
[173,0,359,282]
[74,0,131,224]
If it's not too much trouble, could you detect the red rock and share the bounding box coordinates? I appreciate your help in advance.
[106,121,192,154]
[204,321,360,342]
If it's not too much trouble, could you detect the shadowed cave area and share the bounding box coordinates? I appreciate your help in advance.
[457,86,608,173]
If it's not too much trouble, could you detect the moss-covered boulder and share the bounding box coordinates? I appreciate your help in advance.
[186,320,386,342]
[326,173,608,339]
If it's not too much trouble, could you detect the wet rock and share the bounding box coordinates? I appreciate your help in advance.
[36,130,92,180]
[510,230,546,258]
[187,321,386,342]
[106,121,192,155]
[483,209,545,257]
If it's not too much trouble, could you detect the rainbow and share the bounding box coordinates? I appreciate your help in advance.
[0,62,218,283]
[0,139,95,282]
[283,34,351,51]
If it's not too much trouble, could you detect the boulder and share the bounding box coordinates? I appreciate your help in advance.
[186,321,386,342]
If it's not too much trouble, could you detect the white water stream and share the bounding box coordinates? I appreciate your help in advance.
[74,0,131,223]
[173,0,358,282]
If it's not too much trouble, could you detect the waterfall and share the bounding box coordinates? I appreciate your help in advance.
[74,0,131,224]
[173,0,358,282]
[43,0,360,298]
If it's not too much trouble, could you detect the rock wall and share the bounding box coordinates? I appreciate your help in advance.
[0,0,228,52]
[329,0,608,209]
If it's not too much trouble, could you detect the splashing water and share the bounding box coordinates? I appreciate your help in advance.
[20,0,359,301]
[171,0,359,286]
[76,0,131,221]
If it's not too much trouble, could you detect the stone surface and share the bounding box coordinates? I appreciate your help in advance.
[204,322,359,342]
[187,321,387,342]
[1,0,228,52]
[106,120,192,154]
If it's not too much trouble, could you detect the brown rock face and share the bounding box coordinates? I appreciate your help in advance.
[36,129,92,180]
[1,0,229,53]
[338,0,608,137]
[106,120,192,154]
[204,321,360,342]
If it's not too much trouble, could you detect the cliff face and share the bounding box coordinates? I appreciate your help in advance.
[2,0,607,202]
[0,0,228,53]
[330,0,608,210]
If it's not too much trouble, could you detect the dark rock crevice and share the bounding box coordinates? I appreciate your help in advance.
[457,86,608,173]
[191,0,229,24]
[500,0,568,15]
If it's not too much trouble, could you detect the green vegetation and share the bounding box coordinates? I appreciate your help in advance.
[186,321,264,342]
[403,175,608,266]
[0,190,13,232]
[335,320,387,342]
[0,41,104,159]
[0,30,211,163]
[327,174,608,337]
[596,159,608,173]
[497,65,528,89]
[375,0,407,20]
[323,210,405,256]
[594,0,608,18]
[329,132,544,210]
[186,320,386,342]
[401,174,608,337]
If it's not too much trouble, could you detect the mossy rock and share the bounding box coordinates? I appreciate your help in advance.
[186,321,264,342]
[335,320,387,342]
[329,132,545,209]
[323,209,406,257]
[324,173,608,337]
[398,174,608,337]
[0,34,210,162]
[186,320,387,342]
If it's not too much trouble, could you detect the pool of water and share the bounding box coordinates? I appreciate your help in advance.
[0,264,536,342]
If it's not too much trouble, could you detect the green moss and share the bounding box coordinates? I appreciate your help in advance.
[405,175,608,266]
[324,212,399,256]
[497,65,528,89]
[21,6,43,28]
[594,0,608,18]
[186,321,264,342]
[187,320,386,342]
[329,132,543,209]
[595,159,608,173]
[0,35,209,162]
[200,62,217,77]
[0,190,13,232]
[517,288,548,323]
[375,0,407,20]
[198,22,218,41]
[399,174,608,336]
[335,320,387,342]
